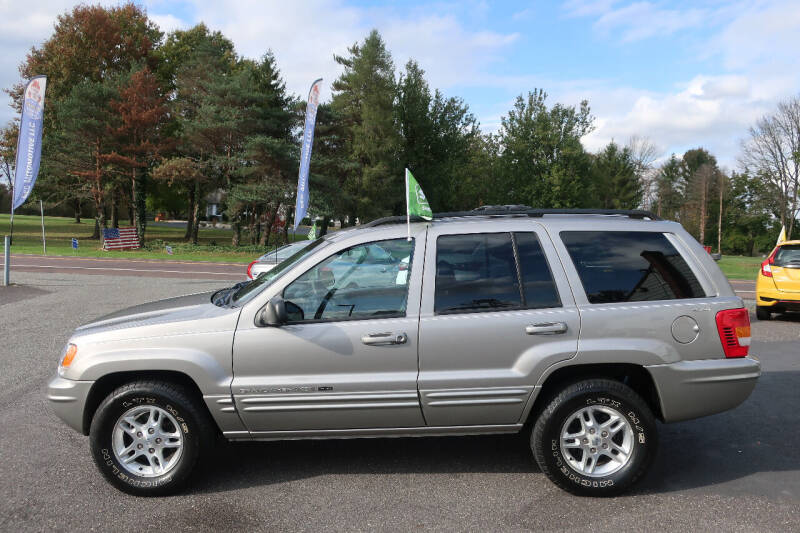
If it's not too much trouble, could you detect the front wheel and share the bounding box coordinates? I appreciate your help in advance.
[89,380,213,496]
[531,379,658,496]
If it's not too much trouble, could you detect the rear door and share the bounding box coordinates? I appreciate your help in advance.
[771,244,800,293]
[417,221,580,427]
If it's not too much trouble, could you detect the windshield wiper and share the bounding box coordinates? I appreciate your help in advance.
[212,282,249,307]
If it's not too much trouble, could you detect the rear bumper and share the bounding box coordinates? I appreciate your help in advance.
[757,278,800,308]
[645,356,760,423]
[47,375,94,434]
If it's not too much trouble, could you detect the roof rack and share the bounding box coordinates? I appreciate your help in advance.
[362,207,660,228]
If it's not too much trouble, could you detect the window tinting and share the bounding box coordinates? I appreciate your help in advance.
[434,233,521,314]
[560,231,705,304]
[774,244,800,267]
[514,232,561,308]
[282,238,414,322]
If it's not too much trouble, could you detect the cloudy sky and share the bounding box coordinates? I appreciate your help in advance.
[2,0,799,166]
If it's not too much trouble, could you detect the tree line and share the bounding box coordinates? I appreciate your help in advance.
[0,3,796,255]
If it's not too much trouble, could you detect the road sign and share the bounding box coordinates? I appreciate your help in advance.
[71,238,78,249]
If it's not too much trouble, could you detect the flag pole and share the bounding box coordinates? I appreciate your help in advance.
[405,168,411,241]
[40,199,46,255]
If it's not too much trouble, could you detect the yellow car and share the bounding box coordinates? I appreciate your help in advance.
[756,240,800,319]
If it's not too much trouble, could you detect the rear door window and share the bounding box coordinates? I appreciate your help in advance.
[434,233,520,314]
[560,231,705,304]
[514,232,561,309]
[433,232,562,314]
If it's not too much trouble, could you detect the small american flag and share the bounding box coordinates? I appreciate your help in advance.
[102,227,140,250]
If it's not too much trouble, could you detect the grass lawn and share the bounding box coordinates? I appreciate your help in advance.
[1,214,306,263]
[716,255,762,281]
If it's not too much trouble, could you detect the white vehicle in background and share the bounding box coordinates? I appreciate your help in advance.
[247,241,314,279]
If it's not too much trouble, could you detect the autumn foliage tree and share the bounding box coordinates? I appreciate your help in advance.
[105,67,169,241]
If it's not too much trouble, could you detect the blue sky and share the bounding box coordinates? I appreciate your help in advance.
[2,0,800,166]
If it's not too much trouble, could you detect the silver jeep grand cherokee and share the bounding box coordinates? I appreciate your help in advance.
[47,208,760,496]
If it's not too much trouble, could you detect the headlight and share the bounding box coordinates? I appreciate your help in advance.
[59,344,78,373]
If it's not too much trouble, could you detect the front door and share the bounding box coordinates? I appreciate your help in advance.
[417,221,580,427]
[232,233,426,433]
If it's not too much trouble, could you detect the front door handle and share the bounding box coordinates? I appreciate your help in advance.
[526,322,568,335]
[361,332,408,346]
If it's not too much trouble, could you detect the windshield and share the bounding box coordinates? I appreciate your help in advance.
[231,238,328,305]
[774,244,800,266]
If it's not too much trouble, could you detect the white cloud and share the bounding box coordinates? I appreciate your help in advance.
[593,2,708,42]
[559,0,800,165]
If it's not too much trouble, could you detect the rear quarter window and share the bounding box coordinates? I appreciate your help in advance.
[560,231,705,304]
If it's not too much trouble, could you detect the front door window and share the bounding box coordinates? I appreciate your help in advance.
[283,238,414,322]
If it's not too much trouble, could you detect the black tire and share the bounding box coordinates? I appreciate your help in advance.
[755,306,772,321]
[531,379,658,496]
[89,380,214,496]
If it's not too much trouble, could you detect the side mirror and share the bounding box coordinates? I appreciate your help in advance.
[258,296,287,327]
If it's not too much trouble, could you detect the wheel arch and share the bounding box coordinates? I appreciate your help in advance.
[82,370,219,436]
[525,363,664,427]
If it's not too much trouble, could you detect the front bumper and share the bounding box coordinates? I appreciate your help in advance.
[47,375,94,434]
[645,356,760,423]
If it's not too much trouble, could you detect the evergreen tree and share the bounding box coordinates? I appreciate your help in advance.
[496,89,594,208]
[332,30,400,221]
[590,142,642,209]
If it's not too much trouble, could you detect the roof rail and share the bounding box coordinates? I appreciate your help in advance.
[361,207,660,228]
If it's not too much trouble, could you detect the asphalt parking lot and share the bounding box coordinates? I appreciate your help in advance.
[1,272,798,532]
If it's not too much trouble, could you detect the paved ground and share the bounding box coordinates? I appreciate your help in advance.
[0,272,798,532]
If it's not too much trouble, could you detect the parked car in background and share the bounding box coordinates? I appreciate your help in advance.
[756,240,800,319]
[247,240,314,279]
[48,208,759,497]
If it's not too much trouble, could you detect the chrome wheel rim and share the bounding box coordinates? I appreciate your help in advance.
[559,405,634,478]
[112,405,184,477]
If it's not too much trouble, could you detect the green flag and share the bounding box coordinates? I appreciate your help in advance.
[405,168,432,220]
[307,221,318,240]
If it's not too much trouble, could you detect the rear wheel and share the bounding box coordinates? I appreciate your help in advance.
[531,379,657,496]
[89,380,213,496]
[755,306,772,320]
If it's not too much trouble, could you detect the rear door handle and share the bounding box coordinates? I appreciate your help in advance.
[526,322,568,335]
[361,332,408,346]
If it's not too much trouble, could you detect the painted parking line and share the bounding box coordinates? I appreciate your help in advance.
[10,253,246,267]
[3,264,244,278]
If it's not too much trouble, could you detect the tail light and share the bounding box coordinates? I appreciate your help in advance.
[246,260,257,279]
[761,247,779,277]
[715,308,751,358]
[398,263,408,271]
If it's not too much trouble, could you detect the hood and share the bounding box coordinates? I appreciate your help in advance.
[75,291,232,336]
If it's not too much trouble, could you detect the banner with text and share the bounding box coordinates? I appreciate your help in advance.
[293,78,323,231]
[13,76,47,210]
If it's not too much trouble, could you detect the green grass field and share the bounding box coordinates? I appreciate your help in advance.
[1,214,305,263]
[716,255,762,281]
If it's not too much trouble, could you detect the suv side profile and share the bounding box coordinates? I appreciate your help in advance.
[47,209,760,496]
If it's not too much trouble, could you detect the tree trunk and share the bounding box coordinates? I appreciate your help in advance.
[190,179,200,245]
[131,166,147,243]
[319,216,331,237]
[185,185,195,241]
[231,213,241,247]
[699,179,707,245]
[74,198,82,223]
